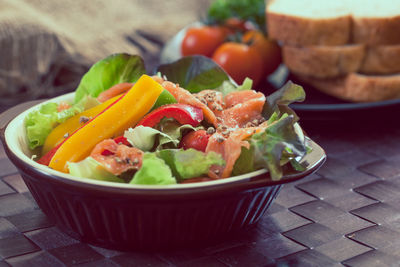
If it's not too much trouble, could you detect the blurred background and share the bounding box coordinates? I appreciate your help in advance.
[0,0,212,110]
[3,0,399,128]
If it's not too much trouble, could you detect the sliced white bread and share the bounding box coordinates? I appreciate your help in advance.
[352,0,400,45]
[267,0,400,46]
[283,44,400,77]
[267,0,351,46]
[294,73,400,102]
[360,45,400,74]
[282,45,365,78]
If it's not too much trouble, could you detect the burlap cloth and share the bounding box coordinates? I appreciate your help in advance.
[0,0,211,107]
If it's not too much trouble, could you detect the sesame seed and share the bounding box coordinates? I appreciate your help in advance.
[79,116,91,123]
[222,130,230,136]
[206,127,215,134]
[216,137,225,143]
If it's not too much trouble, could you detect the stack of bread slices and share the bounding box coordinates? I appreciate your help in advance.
[266,0,400,102]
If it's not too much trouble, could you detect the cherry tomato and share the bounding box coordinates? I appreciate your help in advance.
[180,130,210,152]
[242,30,282,76]
[181,26,227,57]
[212,42,264,86]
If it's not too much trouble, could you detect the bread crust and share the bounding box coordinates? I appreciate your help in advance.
[284,44,400,77]
[353,15,400,45]
[268,0,400,102]
[267,3,400,46]
[360,45,400,74]
[283,45,365,78]
[295,73,400,102]
[267,13,351,45]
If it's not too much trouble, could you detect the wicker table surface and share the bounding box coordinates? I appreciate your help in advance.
[1,115,400,267]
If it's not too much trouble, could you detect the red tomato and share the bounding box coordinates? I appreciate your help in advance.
[242,30,282,76]
[181,26,227,57]
[180,130,210,152]
[212,42,264,86]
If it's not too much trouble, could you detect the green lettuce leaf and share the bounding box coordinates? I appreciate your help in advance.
[74,53,146,103]
[124,126,160,151]
[236,77,253,91]
[232,145,255,176]
[68,157,124,183]
[130,153,176,185]
[25,102,83,149]
[74,95,101,110]
[124,121,200,151]
[157,55,255,96]
[263,81,305,120]
[151,89,177,111]
[216,77,253,95]
[250,115,307,180]
[157,149,225,180]
[232,81,307,179]
[157,55,230,93]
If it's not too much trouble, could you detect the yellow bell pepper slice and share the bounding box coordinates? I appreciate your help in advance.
[49,75,163,173]
[42,95,122,155]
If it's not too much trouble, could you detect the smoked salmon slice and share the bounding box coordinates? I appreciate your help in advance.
[206,123,268,178]
[152,77,219,126]
[152,77,269,179]
[91,139,143,175]
[221,90,266,128]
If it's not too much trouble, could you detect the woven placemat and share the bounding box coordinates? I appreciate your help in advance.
[1,126,400,266]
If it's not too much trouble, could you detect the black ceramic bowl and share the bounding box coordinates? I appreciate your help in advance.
[0,93,326,251]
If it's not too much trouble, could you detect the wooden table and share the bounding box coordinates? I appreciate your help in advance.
[1,115,400,266]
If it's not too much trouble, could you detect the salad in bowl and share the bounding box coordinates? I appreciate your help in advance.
[24,53,309,186]
[0,53,325,250]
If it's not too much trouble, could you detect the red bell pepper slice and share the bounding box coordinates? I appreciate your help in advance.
[113,136,130,146]
[37,142,63,166]
[137,104,203,127]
